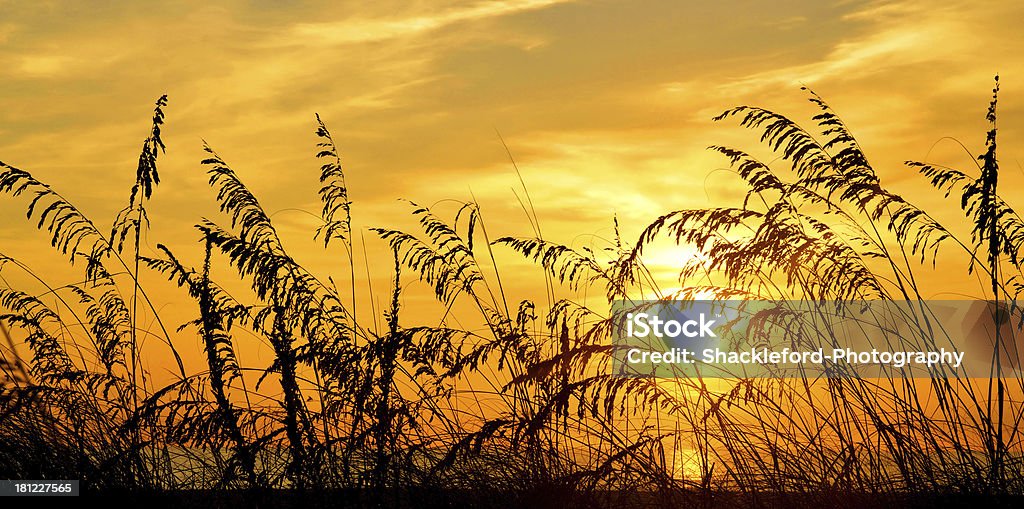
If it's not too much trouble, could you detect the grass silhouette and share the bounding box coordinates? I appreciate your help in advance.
[0,79,1022,508]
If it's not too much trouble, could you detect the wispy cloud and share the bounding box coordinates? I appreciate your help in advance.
[278,0,573,46]
[723,1,975,92]
[16,54,71,77]
[0,23,16,43]
[764,15,808,30]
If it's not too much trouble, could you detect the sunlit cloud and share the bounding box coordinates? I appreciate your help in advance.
[722,2,973,92]
[16,54,71,77]
[0,23,17,43]
[763,15,808,30]
[280,0,571,46]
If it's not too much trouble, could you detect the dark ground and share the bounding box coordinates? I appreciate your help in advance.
[72,489,1024,509]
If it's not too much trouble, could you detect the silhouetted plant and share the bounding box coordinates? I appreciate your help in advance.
[0,81,1021,507]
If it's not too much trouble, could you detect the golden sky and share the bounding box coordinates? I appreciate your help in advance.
[2,0,1024,360]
